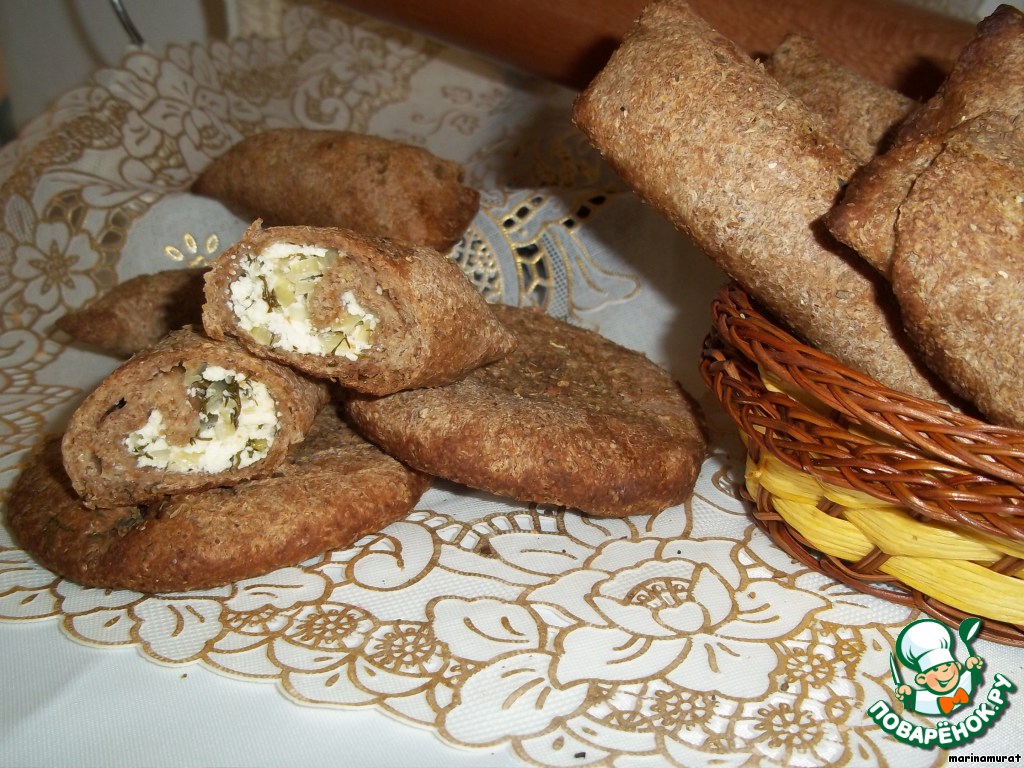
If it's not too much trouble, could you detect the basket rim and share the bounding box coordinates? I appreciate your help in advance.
[706,283,1024,487]
[700,283,1024,540]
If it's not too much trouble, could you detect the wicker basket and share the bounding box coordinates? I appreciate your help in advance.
[699,283,1024,646]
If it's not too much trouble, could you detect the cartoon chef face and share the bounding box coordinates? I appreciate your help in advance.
[916,660,964,694]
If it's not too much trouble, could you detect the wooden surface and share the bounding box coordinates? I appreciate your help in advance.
[336,0,975,98]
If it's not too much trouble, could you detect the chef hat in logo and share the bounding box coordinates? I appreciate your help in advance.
[896,618,956,673]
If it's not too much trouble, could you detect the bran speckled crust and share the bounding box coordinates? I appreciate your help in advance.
[892,4,1024,146]
[890,112,1024,428]
[824,136,944,276]
[765,33,916,164]
[9,405,430,593]
[192,129,479,252]
[345,304,707,518]
[571,0,949,404]
[56,267,207,357]
[826,110,1024,279]
[202,221,516,395]
[62,327,329,509]
[827,6,1024,278]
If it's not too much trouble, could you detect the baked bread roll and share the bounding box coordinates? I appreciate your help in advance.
[766,33,916,164]
[62,327,328,508]
[827,5,1024,277]
[202,221,515,395]
[824,136,944,276]
[889,112,1024,427]
[192,129,479,252]
[11,405,429,593]
[572,0,949,403]
[893,4,1024,146]
[346,304,707,518]
[818,6,1024,426]
[56,267,207,357]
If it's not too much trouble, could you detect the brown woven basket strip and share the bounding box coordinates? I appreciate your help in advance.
[990,554,1024,576]
[849,547,894,575]
[701,328,1024,540]
[704,290,1024,501]
[705,341,1009,507]
[710,285,1024,485]
[714,294,1024,483]
[717,286,1024,478]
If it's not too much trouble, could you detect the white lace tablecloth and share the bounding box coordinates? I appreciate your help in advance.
[1,3,1021,767]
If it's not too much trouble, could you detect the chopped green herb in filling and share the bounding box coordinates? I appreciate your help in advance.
[124,365,278,473]
[229,242,377,359]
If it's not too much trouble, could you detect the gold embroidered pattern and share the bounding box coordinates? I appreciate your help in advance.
[0,4,976,767]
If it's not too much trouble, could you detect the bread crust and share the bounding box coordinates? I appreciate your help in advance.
[202,222,516,395]
[891,113,1024,427]
[346,304,707,517]
[61,327,328,508]
[571,0,949,403]
[828,6,1024,278]
[766,33,916,164]
[192,129,479,252]
[893,4,1024,146]
[11,404,429,592]
[824,136,944,276]
[55,268,207,357]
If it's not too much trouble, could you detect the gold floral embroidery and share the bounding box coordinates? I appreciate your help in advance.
[0,3,979,767]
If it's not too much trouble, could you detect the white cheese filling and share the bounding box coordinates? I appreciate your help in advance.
[229,242,377,360]
[124,365,279,473]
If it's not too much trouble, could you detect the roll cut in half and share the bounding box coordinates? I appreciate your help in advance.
[13,406,429,593]
[62,327,328,508]
[202,222,516,395]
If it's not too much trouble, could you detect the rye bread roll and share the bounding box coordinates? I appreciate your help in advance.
[572,0,948,403]
[826,108,1024,277]
[346,304,707,518]
[823,136,944,276]
[893,4,1024,147]
[62,327,328,509]
[56,267,207,357]
[202,221,516,395]
[828,6,1024,276]
[765,33,916,164]
[890,112,1024,427]
[192,129,479,252]
[10,405,430,593]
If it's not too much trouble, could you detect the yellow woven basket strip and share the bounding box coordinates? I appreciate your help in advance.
[969,528,1024,560]
[882,558,1024,624]
[771,496,874,561]
[755,451,1003,561]
[770,495,1024,623]
[747,454,823,504]
[745,435,1024,623]
[824,484,904,510]
[843,507,999,561]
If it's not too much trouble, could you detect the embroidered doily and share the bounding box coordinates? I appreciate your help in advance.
[1,3,1020,766]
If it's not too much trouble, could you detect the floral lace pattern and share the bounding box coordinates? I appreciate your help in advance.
[0,3,1018,766]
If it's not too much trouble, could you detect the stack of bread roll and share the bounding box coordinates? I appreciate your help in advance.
[15,123,712,593]
[573,0,1024,429]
